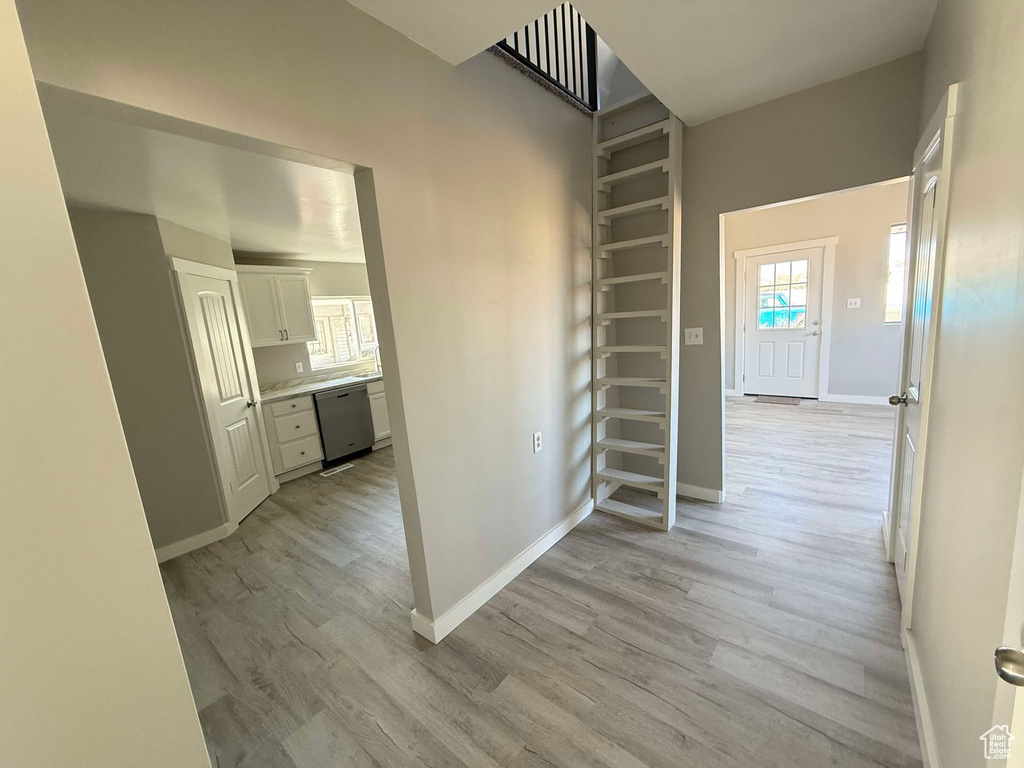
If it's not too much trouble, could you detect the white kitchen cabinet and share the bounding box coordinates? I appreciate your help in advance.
[236,266,315,347]
[261,394,323,479]
[274,274,316,343]
[367,379,391,442]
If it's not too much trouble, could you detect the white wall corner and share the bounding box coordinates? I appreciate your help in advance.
[155,521,238,563]
[409,499,594,644]
[677,483,725,503]
[904,630,942,768]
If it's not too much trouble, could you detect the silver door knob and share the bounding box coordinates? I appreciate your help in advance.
[246,399,257,408]
[889,393,907,406]
[812,320,820,326]
[995,647,1024,686]
[810,330,820,336]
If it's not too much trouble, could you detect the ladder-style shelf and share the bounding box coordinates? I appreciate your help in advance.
[591,93,683,532]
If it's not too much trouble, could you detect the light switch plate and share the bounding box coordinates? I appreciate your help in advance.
[847,298,861,309]
[684,327,704,345]
[533,431,542,453]
[295,362,304,372]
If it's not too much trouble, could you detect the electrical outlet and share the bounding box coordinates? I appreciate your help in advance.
[847,298,861,309]
[684,327,704,345]
[295,362,304,373]
[533,431,542,454]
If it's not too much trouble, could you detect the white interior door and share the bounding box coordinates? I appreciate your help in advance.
[179,268,271,524]
[743,246,823,397]
[888,86,957,617]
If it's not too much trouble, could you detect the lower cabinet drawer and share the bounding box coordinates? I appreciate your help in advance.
[274,410,318,440]
[269,395,313,418]
[279,435,322,471]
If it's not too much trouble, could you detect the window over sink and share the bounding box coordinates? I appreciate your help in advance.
[307,297,379,371]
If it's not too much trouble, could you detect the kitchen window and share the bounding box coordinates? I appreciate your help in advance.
[307,296,379,371]
[884,223,908,324]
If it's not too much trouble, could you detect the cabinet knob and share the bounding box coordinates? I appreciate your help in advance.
[295,425,300,429]
[300,451,305,455]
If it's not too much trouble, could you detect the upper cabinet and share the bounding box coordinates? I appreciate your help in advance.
[236,266,316,347]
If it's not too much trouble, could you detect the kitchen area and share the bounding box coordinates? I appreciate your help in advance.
[234,259,391,484]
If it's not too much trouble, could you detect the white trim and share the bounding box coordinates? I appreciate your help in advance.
[410,499,594,643]
[156,522,237,563]
[724,389,742,398]
[732,236,838,399]
[234,264,313,275]
[676,483,725,503]
[881,509,893,563]
[169,257,238,281]
[904,630,942,768]
[819,393,890,406]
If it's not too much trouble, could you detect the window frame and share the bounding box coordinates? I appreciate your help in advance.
[306,295,379,373]
[884,222,909,325]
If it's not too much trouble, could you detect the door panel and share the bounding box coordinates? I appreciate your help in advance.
[238,272,283,347]
[275,275,316,342]
[743,246,823,397]
[893,179,939,604]
[182,272,271,523]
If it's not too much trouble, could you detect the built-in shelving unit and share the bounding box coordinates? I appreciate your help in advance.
[591,92,682,532]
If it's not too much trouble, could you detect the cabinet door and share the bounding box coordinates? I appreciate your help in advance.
[275,275,316,343]
[369,391,391,441]
[238,272,283,347]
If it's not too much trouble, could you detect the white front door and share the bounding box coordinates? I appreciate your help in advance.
[179,268,271,524]
[743,246,823,397]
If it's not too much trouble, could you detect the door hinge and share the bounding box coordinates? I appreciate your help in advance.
[903,552,908,569]
[742,374,746,382]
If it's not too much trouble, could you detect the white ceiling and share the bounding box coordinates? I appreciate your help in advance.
[348,0,936,125]
[40,99,366,262]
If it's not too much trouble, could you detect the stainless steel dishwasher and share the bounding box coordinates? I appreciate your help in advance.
[314,384,375,462]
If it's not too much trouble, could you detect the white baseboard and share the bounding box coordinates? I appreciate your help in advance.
[904,629,942,768]
[881,509,894,563]
[724,389,743,398]
[410,499,594,643]
[372,436,393,451]
[155,521,237,563]
[820,393,890,406]
[677,482,725,503]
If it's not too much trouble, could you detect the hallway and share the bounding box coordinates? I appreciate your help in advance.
[162,398,917,767]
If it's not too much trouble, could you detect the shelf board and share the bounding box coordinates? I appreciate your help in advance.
[596,119,671,158]
[597,234,669,256]
[597,196,669,221]
[596,407,667,425]
[598,377,668,392]
[597,309,668,324]
[596,498,666,530]
[597,437,665,458]
[597,467,664,493]
[597,159,670,189]
[596,345,667,357]
[598,271,669,289]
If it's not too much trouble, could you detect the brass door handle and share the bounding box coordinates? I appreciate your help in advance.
[889,393,908,406]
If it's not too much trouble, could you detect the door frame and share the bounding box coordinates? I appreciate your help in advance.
[732,236,837,398]
[170,257,279,527]
[884,83,959,633]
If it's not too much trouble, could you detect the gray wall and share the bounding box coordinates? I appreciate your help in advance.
[20,0,593,622]
[676,53,924,492]
[910,1,1024,765]
[2,6,208,760]
[232,255,375,386]
[69,209,228,550]
[723,179,909,398]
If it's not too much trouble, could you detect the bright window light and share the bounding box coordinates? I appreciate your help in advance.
[885,224,908,324]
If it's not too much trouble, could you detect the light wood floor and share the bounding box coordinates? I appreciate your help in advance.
[162,397,920,768]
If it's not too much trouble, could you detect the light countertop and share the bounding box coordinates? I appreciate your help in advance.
[259,370,383,403]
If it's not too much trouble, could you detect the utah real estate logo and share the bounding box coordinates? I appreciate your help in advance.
[981,725,1014,760]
